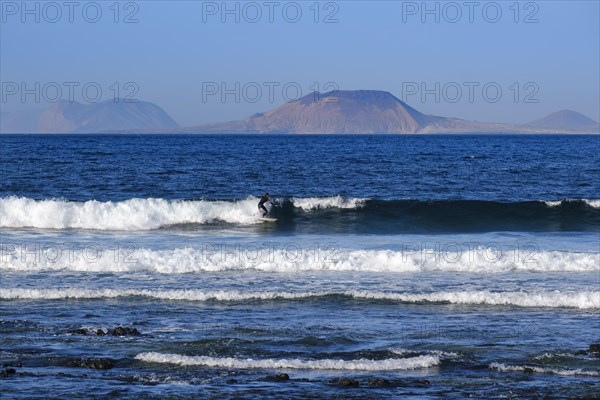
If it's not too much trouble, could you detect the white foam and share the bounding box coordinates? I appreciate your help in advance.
[390,348,460,359]
[584,199,600,209]
[543,200,563,207]
[0,196,368,230]
[291,196,365,210]
[543,199,600,208]
[0,288,316,301]
[1,245,597,274]
[2,288,597,309]
[135,352,439,371]
[490,362,600,377]
[533,352,578,360]
[0,196,264,230]
[351,289,600,309]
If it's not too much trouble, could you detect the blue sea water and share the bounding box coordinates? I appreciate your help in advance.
[1,134,599,399]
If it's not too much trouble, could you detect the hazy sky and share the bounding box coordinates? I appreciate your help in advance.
[1,0,599,126]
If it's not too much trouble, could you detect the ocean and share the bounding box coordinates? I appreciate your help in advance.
[1,134,599,399]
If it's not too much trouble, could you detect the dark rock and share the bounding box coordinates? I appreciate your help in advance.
[226,378,237,384]
[265,373,289,382]
[96,329,106,336]
[415,379,430,385]
[337,378,359,387]
[108,326,141,336]
[70,328,89,335]
[110,326,125,336]
[0,368,16,377]
[588,344,600,354]
[368,378,392,387]
[65,358,116,370]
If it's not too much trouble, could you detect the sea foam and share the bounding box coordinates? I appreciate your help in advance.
[489,362,600,377]
[291,195,366,210]
[543,199,600,209]
[2,288,597,309]
[135,352,440,371]
[1,245,597,274]
[0,196,366,230]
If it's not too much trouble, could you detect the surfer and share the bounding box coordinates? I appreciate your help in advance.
[258,192,272,217]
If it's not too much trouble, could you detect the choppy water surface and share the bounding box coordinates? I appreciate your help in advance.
[1,134,599,398]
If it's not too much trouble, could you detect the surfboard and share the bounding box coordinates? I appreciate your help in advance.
[258,217,277,222]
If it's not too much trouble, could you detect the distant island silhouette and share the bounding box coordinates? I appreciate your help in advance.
[2,90,598,134]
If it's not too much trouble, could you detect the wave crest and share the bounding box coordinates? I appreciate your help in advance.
[489,362,599,377]
[2,288,597,309]
[291,195,365,210]
[0,196,600,232]
[0,196,264,230]
[0,196,367,230]
[2,196,599,232]
[135,351,440,371]
[543,199,600,209]
[1,245,597,274]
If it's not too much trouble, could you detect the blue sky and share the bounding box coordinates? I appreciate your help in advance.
[1,0,599,125]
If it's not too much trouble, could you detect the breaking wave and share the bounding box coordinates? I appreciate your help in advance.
[0,196,263,229]
[2,288,598,309]
[290,195,366,210]
[135,352,440,371]
[2,196,599,232]
[1,244,597,274]
[489,362,600,377]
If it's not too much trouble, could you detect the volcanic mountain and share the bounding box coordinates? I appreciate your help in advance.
[184,90,447,134]
[235,90,437,133]
[1,99,179,133]
[182,90,543,134]
[526,109,599,131]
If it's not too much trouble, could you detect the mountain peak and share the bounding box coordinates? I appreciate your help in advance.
[2,100,179,133]
[527,110,599,130]
[299,90,407,106]
[320,89,398,99]
[235,89,432,133]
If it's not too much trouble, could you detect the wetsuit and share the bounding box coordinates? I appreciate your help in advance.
[258,194,270,216]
